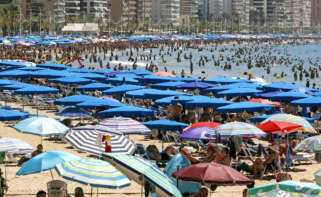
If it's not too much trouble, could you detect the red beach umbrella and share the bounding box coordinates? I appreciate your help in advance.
[172,162,252,185]
[257,120,302,134]
[248,98,281,107]
[183,122,221,132]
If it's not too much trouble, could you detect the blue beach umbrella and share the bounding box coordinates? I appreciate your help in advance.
[291,97,321,107]
[0,79,16,86]
[255,91,282,98]
[19,66,44,71]
[270,92,309,102]
[139,75,175,84]
[176,82,216,89]
[151,82,185,90]
[14,117,69,136]
[102,84,146,95]
[17,151,81,175]
[206,77,240,84]
[0,70,31,78]
[14,86,59,95]
[201,82,261,94]
[49,77,93,85]
[76,83,114,91]
[54,95,96,106]
[263,82,298,91]
[76,98,124,109]
[31,69,68,78]
[0,82,32,90]
[216,88,262,97]
[107,76,140,85]
[37,62,68,70]
[56,106,90,117]
[130,69,152,75]
[55,159,131,188]
[0,60,26,68]
[217,102,274,113]
[164,154,201,194]
[184,96,233,108]
[0,109,29,121]
[98,106,157,118]
[142,119,188,131]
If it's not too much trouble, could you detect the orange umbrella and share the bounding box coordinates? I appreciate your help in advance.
[258,120,302,134]
[183,122,221,132]
[248,98,281,107]
[152,72,175,77]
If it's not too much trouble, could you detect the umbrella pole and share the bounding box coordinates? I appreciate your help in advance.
[50,169,54,180]
[141,175,144,197]
[91,187,93,197]
[96,188,98,197]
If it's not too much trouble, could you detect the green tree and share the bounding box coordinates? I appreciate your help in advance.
[0,3,19,36]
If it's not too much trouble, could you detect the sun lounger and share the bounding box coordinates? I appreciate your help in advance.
[291,152,315,165]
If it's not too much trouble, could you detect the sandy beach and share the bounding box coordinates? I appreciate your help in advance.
[0,100,320,197]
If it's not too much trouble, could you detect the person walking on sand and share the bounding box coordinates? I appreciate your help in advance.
[0,169,8,197]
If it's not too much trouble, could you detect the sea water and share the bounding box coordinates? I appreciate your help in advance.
[79,41,321,88]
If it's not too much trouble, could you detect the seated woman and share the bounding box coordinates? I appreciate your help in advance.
[18,144,43,166]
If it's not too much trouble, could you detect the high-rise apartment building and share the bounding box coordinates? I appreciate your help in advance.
[232,0,250,26]
[152,0,180,26]
[311,0,321,26]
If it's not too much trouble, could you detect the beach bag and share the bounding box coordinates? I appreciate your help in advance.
[276,172,292,182]
[47,180,67,197]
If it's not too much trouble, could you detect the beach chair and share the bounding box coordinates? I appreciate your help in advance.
[47,180,68,197]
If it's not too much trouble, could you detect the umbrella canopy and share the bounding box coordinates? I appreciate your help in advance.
[183,122,221,132]
[0,70,31,78]
[139,75,175,84]
[202,83,261,94]
[295,136,321,153]
[0,138,33,155]
[104,153,182,197]
[248,98,281,107]
[99,117,151,135]
[291,97,321,107]
[54,95,96,106]
[262,113,317,134]
[0,79,16,86]
[180,127,214,140]
[270,92,309,102]
[65,129,136,155]
[98,106,157,118]
[153,72,175,77]
[16,151,81,175]
[55,159,131,188]
[151,82,185,90]
[184,96,233,108]
[107,76,140,85]
[37,62,68,70]
[126,89,186,100]
[164,154,201,194]
[49,77,93,85]
[19,66,44,71]
[216,88,262,97]
[0,109,28,121]
[176,82,215,89]
[14,117,69,136]
[207,121,266,138]
[172,162,252,185]
[217,102,274,113]
[258,121,302,134]
[263,82,298,91]
[76,98,125,109]
[72,125,122,135]
[14,86,59,95]
[102,84,146,95]
[248,181,321,197]
[76,83,114,91]
[256,91,283,98]
[206,77,240,84]
[56,106,90,117]
[142,120,188,131]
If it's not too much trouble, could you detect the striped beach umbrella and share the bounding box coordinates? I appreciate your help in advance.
[104,153,182,197]
[99,117,151,135]
[295,136,321,153]
[65,130,136,155]
[55,159,131,188]
[0,138,33,155]
[207,121,266,138]
[262,113,317,134]
[248,181,321,197]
